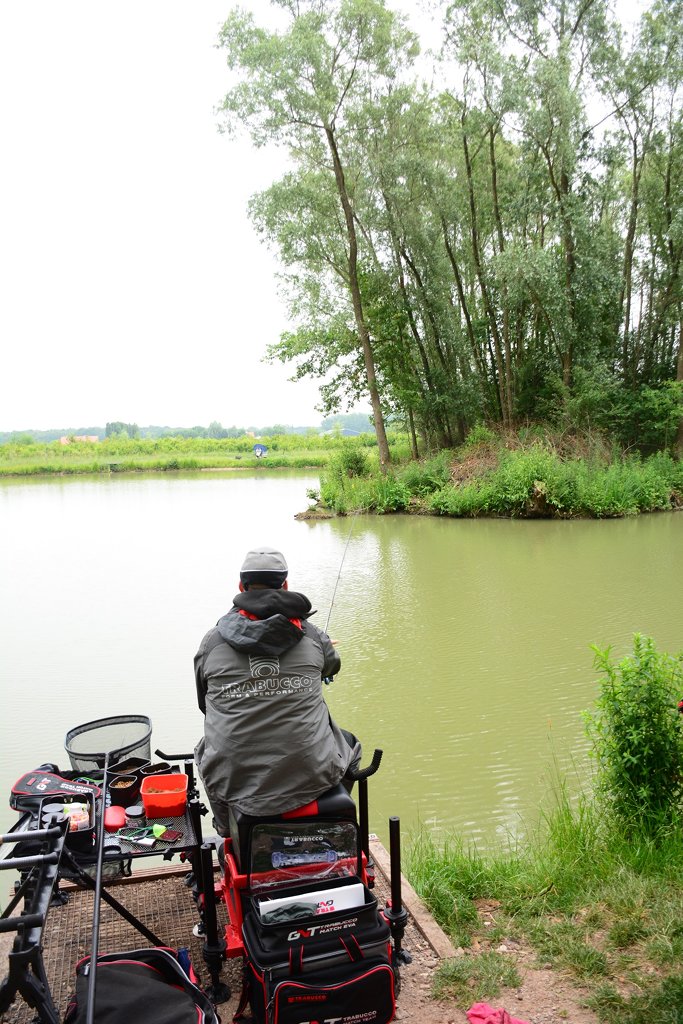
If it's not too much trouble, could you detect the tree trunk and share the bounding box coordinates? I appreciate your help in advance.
[407,407,419,460]
[676,310,683,457]
[441,218,486,380]
[489,127,514,423]
[381,193,451,446]
[462,121,509,425]
[325,125,390,472]
[620,138,642,382]
[400,246,455,445]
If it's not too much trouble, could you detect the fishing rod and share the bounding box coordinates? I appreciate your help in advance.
[85,751,110,1024]
[324,518,355,635]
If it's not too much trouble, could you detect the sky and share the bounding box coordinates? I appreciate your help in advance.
[0,1,647,433]
[0,1,337,432]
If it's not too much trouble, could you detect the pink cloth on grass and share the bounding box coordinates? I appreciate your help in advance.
[466,1002,530,1024]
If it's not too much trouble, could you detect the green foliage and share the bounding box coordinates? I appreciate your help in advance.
[429,479,497,517]
[0,434,347,476]
[588,974,683,1023]
[370,474,411,513]
[585,636,683,834]
[407,748,683,1009]
[320,412,374,434]
[327,443,371,481]
[105,421,139,439]
[557,374,683,455]
[463,423,498,448]
[425,445,681,519]
[610,383,683,454]
[398,451,453,495]
[211,0,683,454]
[319,471,410,514]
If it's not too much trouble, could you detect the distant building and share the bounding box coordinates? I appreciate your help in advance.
[59,435,100,445]
[321,428,363,437]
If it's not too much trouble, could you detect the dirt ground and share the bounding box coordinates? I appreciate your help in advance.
[382,887,602,1024]
[0,865,602,1024]
[394,939,601,1024]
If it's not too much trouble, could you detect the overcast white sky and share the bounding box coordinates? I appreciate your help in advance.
[0,1,646,432]
[0,1,336,431]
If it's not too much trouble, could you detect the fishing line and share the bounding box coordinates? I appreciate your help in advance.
[324,518,355,635]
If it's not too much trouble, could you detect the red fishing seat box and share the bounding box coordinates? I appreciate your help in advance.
[140,773,188,818]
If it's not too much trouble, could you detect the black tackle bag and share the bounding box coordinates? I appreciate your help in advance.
[63,947,220,1024]
[234,878,396,1024]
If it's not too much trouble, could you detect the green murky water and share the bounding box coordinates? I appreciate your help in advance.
[2,472,681,845]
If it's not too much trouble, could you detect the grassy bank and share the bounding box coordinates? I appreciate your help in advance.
[317,431,683,518]
[407,795,683,1020]
[405,638,683,1020]
[5,429,682,520]
[0,433,383,477]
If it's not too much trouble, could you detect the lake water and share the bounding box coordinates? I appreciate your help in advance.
[2,471,682,846]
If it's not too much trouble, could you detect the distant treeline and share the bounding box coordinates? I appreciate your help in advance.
[0,412,374,446]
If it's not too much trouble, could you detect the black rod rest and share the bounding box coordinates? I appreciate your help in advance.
[348,748,383,884]
[385,816,412,966]
[198,843,230,1004]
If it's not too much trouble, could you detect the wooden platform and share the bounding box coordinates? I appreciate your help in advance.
[1,849,454,1023]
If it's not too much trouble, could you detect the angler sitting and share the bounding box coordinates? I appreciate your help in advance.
[194,546,361,837]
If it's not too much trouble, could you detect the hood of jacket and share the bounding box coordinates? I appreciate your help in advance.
[216,589,314,656]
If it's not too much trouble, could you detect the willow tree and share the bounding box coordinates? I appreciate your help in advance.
[442,0,621,395]
[217,0,419,471]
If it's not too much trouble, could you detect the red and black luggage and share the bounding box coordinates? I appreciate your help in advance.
[63,947,220,1024]
[234,878,396,1024]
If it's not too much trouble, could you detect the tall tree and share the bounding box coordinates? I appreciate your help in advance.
[217,0,419,471]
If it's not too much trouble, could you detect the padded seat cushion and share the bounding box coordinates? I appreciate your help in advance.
[228,783,357,869]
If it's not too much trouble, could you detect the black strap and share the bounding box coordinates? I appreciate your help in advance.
[232,978,251,1022]
[340,934,364,962]
[288,933,365,977]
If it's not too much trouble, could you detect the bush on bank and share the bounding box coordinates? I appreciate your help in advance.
[406,636,683,1019]
[585,636,683,835]
[318,432,683,518]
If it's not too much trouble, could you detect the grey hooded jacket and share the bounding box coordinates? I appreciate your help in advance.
[194,588,358,831]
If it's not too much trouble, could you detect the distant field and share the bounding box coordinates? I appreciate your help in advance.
[0,435,379,477]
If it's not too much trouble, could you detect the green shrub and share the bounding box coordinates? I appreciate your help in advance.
[371,474,410,512]
[319,472,409,514]
[399,451,453,496]
[585,636,683,834]
[429,480,495,516]
[489,447,561,514]
[463,423,498,447]
[327,443,371,480]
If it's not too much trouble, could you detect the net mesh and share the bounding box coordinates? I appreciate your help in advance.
[65,715,152,771]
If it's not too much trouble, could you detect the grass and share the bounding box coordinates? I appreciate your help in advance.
[0,449,332,476]
[316,436,683,519]
[405,780,683,1019]
[4,429,681,520]
[0,433,412,478]
[432,951,522,1004]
